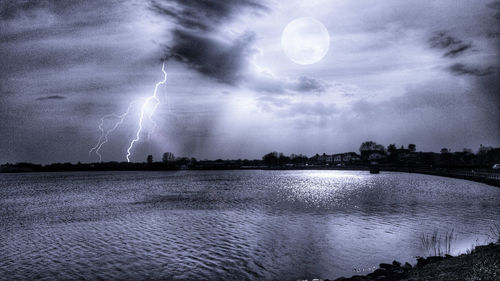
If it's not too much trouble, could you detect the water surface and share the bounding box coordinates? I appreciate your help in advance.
[1,170,499,280]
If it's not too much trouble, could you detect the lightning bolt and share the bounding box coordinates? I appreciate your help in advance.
[89,100,141,162]
[90,62,167,162]
[126,62,167,162]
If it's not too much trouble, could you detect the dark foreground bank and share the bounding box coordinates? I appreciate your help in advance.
[329,242,500,281]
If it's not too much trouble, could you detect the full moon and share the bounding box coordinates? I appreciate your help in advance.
[281,17,330,65]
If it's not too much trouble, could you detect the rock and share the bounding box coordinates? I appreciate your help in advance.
[427,256,445,264]
[391,268,405,275]
[416,256,446,268]
[384,274,405,281]
[403,262,412,270]
[349,276,367,281]
[379,263,394,270]
[367,268,386,278]
[416,257,427,267]
[392,260,401,267]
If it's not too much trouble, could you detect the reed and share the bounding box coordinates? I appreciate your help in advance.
[486,224,500,243]
[420,229,455,256]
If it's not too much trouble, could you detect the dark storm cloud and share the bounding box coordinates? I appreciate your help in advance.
[0,42,116,75]
[0,0,124,76]
[283,102,338,117]
[444,44,472,58]
[294,76,329,93]
[424,2,500,113]
[448,63,496,77]
[154,0,329,94]
[429,31,472,57]
[1,0,77,19]
[36,95,66,101]
[167,29,256,84]
[444,44,472,57]
[248,74,330,94]
[153,0,267,85]
[0,0,163,163]
[1,0,499,163]
[150,0,267,32]
[0,0,116,26]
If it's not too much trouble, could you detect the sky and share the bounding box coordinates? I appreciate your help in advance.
[1,0,499,164]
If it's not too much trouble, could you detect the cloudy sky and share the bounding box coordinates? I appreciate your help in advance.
[1,0,499,163]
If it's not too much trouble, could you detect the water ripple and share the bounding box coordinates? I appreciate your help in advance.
[1,170,499,280]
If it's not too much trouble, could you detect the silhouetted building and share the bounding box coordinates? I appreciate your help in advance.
[318,153,332,164]
[333,152,361,165]
[147,155,153,165]
[368,152,385,161]
[333,154,343,164]
[343,152,361,163]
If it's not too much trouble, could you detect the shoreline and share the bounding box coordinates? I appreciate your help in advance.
[2,165,499,187]
[381,167,500,188]
[328,242,500,281]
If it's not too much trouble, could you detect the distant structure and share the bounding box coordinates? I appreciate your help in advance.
[333,152,361,166]
[147,155,153,165]
[408,144,416,152]
[162,152,175,163]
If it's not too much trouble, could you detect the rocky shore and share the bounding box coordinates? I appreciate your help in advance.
[328,242,500,281]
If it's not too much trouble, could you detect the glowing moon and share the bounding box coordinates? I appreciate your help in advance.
[281,17,330,65]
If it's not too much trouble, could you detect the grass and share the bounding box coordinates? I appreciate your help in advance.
[465,238,480,255]
[486,223,500,243]
[465,256,500,281]
[420,229,455,256]
[415,225,500,281]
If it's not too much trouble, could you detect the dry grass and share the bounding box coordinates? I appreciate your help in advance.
[465,252,500,281]
[486,223,500,243]
[420,229,455,257]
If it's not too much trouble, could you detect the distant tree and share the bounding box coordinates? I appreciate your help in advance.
[440,148,450,154]
[387,144,398,163]
[290,154,307,165]
[477,145,493,154]
[176,157,191,166]
[162,152,175,163]
[456,149,475,167]
[360,141,378,152]
[408,144,416,152]
[263,152,279,166]
[360,141,385,160]
[477,147,500,166]
[439,148,452,167]
[387,144,397,153]
[309,153,321,164]
[374,144,386,152]
[278,153,290,165]
[462,148,472,154]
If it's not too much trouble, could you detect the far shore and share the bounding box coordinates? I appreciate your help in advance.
[2,162,499,187]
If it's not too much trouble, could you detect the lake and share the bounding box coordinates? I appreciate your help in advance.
[1,170,499,280]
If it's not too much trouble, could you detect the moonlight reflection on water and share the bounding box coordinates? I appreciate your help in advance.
[1,170,499,280]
